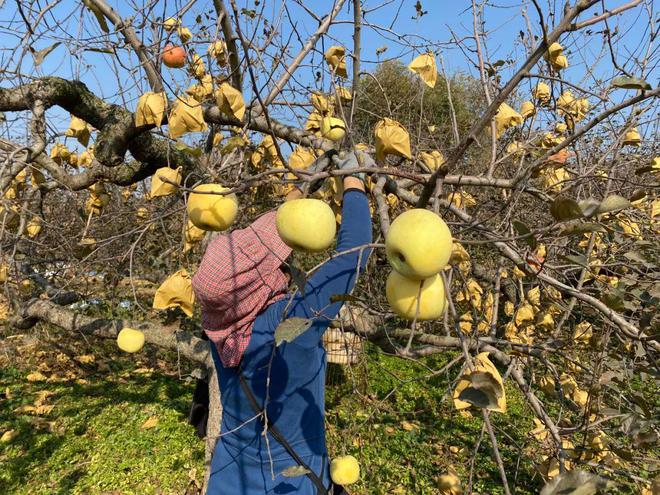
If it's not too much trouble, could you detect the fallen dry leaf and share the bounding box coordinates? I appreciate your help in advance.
[26,371,47,382]
[141,416,159,429]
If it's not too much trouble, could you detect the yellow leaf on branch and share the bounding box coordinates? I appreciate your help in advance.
[305,110,323,135]
[514,302,536,326]
[184,219,205,252]
[79,146,95,167]
[557,91,589,123]
[168,95,207,138]
[335,86,352,101]
[50,142,71,165]
[506,141,525,158]
[153,268,195,317]
[458,313,473,334]
[26,217,42,238]
[539,166,569,192]
[408,52,437,88]
[135,92,167,127]
[163,17,179,32]
[215,82,246,121]
[374,118,411,161]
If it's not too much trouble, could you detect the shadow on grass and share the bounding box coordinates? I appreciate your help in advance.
[324,344,542,495]
[0,365,199,495]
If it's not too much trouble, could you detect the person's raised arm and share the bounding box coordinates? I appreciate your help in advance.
[284,152,374,347]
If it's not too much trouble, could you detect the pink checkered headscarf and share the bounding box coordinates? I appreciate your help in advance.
[192,211,292,367]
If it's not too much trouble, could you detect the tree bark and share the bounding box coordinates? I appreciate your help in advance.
[203,361,222,491]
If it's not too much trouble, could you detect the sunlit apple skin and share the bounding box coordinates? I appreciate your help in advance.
[386,271,446,320]
[330,455,360,485]
[385,208,452,279]
[187,184,238,232]
[276,199,337,252]
[117,328,145,353]
[162,44,186,68]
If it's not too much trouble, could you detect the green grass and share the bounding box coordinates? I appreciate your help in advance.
[0,355,205,495]
[325,347,541,495]
[1,330,652,494]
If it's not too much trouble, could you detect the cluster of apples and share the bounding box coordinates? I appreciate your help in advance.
[385,209,452,320]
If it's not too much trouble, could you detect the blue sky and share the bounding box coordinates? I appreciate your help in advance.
[0,0,655,147]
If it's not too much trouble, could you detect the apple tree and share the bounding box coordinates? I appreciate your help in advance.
[0,0,658,493]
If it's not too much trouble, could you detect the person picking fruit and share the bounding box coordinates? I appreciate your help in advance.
[192,149,373,494]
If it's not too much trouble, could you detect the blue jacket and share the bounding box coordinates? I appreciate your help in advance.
[206,189,372,494]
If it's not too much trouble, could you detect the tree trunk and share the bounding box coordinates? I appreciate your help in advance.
[203,361,222,492]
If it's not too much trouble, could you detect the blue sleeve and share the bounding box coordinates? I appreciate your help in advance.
[285,189,372,347]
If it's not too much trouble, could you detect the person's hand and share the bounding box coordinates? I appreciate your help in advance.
[291,149,337,195]
[335,150,375,182]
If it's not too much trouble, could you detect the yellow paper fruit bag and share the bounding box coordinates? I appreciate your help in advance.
[545,42,568,70]
[168,95,207,138]
[135,92,167,127]
[453,352,507,413]
[208,40,228,66]
[532,82,551,103]
[215,82,246,121]
[494,103,523,138]
[374,118,411,161]
[324,46,348,78]
[152,268,195,316]
[520,101,536,119]
[419,150,446,171]
[149,166,182,199]
[65,116,91,147]
[408,52,437,88]
[623,127,641,146]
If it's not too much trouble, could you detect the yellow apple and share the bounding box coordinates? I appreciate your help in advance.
[117,327,145,353]
[187,183,238,231]
[386,271,446,320]
[385,208,452,279]
[321,117,346,142]
[330,455,360,485]
[276,198,336,252]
